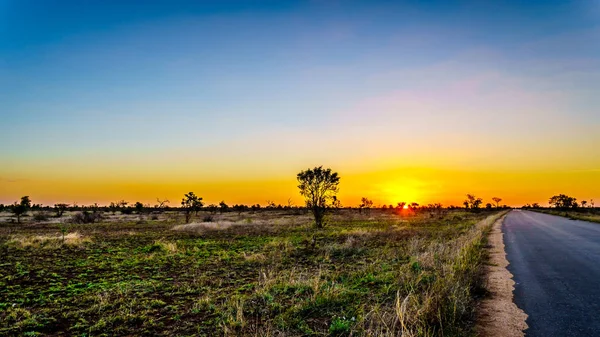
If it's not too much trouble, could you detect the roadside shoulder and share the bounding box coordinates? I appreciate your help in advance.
[475,212,528,337]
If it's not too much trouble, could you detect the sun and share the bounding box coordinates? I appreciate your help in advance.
[382,183,421,206]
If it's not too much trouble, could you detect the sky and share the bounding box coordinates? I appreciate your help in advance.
[1,0,599,207]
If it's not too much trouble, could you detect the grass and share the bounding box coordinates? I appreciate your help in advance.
[530,208,600,223]
[0,209,504,336]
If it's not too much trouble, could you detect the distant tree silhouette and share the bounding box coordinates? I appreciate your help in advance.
[181,192,203,223]
[408,202,420,212]
[155,198,170,211]
[232,204,248,215]
[549,194,578,209]
[206,204,218,214]
[12,196,32,223]
[108,202,118,214]
[219,201,229,213]
[464,194,483,211]
[486,203,493,210]
[581,200,588,208]
[492,197,502,208]
[134,202,144,214]
[396,202,406,211]
[297,166,340,229]
[359,197,373,214]
[54,203,69,217]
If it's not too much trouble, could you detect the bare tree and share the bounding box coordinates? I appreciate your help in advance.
[156,198,170,209]
[297,166,340,229]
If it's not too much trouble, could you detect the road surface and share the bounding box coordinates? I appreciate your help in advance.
[503,210,600,336]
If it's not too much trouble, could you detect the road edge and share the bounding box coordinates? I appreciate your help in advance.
[475,211,528,337]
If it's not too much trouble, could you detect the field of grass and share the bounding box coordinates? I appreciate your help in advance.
[0,209,503,336]
[530,208,600,224]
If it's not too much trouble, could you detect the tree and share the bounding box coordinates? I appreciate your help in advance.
[233,204,248,215]
[108,202,118,214]
[12,196,32,223]
[181,192,203,223]
[297,166,340,229]
[54,203,69,217]
[492,197,502,208]
[155,198,170,212]
[219,201,229,213]
[135,202,144,214]
[408,202,420,212]
[549,194,578,209]
[486,203,493,210]
[396,202,406,211]
[359,197,373,214]
[581,200,588,208]
[464,194,483,211]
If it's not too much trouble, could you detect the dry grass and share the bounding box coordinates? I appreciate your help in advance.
[0,209,503,336]
[6,231,91,248]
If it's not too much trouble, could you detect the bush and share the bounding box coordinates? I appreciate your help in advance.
[33,212,50,221]
[203,215,214,222]
[121,208,134,215]
[71,211,103,224]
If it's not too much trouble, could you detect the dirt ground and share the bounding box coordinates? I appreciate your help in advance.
[475,214,528,336]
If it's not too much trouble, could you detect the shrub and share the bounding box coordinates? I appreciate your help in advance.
[202,215,214,222]
[71,211,103,224]
[33,211,50,221]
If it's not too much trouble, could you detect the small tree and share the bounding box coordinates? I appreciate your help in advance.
[408,202,420,212]
[181,192,203,223]
[492,197,502,208]
[12,196,32,223]
[464,194,483,211]
[155,198,170,212]
[135,202,144,214]
[54,203,69,217]
[219,201,229,213]
[581,200,588,208]
[396,202,406,211]
[359,197,373,215]
[297,166,340,229]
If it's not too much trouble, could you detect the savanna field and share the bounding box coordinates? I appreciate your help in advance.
[0,209,504,336]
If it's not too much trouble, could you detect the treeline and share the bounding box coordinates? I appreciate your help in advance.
[522,194,596,210]
[0,166,516,226]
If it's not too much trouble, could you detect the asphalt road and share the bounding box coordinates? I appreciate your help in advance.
[503,210,600,336]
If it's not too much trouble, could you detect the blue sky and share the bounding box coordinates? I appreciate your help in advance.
[1,0,599,205]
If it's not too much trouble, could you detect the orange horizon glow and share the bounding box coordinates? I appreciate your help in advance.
[2,165,599,208]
